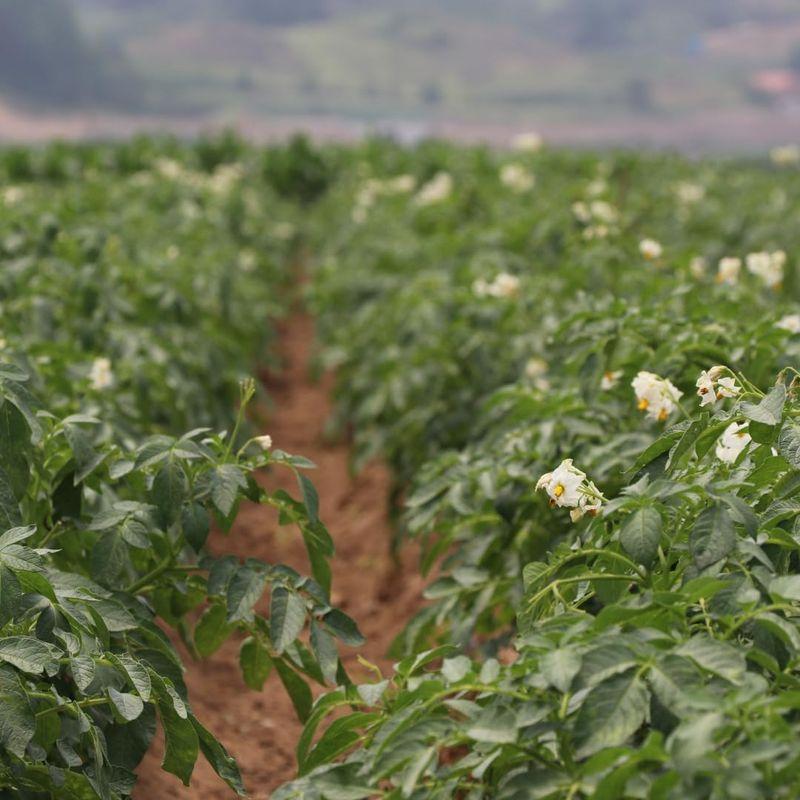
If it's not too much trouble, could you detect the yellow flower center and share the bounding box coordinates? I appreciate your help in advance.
[554,484,565,498]
[637,398,649,411]
[658,408,668,422]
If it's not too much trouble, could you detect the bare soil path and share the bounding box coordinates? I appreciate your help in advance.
[135,312,426,798]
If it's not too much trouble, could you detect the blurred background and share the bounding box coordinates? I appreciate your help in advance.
[2,0,800,150]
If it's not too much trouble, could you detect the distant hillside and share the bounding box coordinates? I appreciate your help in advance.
[4,0,800,137]
[0,0,142,109]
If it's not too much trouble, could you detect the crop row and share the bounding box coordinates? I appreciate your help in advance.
[276,140,800,797]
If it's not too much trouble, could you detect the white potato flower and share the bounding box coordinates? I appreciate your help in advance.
[600,370,622,390]
[776,314,800,334]
[632,371,683,422]
[689,256,707,278]
[675,182,705,204]
[572,201,591,223]
[536,459,604,520]
[716,257,741,286]
[590,200,618,224]
[695,367,740,407]
[414,172,453,206]
[254,434,272,450]
[525,358,548,379]
[89,357,113,391]
[2,187,24,206]
[770,145,800,166]
[639,238,663,261]
[746,250,785,289]
[586,179,607,197]
[512,132,543,152]
[473,273,520,299]
[500,163,535,193]
[716,422,751,464]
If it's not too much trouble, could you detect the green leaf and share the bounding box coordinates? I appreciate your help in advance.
[0,565,21,627]
[466,705,518,744]
[70,655,96,692]
[270,586,307,654]
[0,666,35,758]
[768,575,800,601]
[301,713,376,775]
[740,383,785,426]
[0,467,22,531]
[297,473,320,524]
[153,677,198,786]
[194,604,233,658]
[540,647,582,693]
[108,687,144,722]
[239,636,272,691]
[210,465,247,518]
[689,505,735,569]
[619,506,662,566]
[109,653,152,702]
[274,658,313,722]
[573,671,650,758]
[226,566,267,623]
[192,717,246,796]
[310,621,339,684]
[63,424,107,484]
[151,460,188,527]
[0,636,59,675]
[778,420,800,468]
[91,531,130,585]
[676,635,745,683]
[181,502,210,553]
[322,609,364,647]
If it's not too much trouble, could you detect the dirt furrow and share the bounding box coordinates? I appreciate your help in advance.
[135,313,425,798]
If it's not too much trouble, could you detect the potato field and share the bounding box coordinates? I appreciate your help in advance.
[1,133,800,799]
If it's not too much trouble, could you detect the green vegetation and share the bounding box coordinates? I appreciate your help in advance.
[3,132,800,797]
[0,135,360,797]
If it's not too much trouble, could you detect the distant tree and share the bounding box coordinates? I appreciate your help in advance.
[0,0,141,108]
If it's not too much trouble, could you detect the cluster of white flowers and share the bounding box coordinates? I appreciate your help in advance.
[586,178,607,197]
[153,158,244,196]
[716,257,741,286]
[352,175,417,222]
[695,367,740,407]
[254,434,272,450]
[639,238,663,261]
[746,250,786,289]
[572,199,619,240]
[238,250,257,272]
[413,172,453,207]
[2,187,24,207]
[499,163,535,193]
[524,357,550,391]
[777,313,800,334]
[716,422,751,464]
[600,370,622,390]
[273,221,296,240]
[536,459,604,522]
[770,145,800,166]
[208,163,245,196]
[674,182,706,204]
[689,256,707,278]
[632,371,682,422]
[473,272,521,299]
[512,132,544,153]
[89,357,114,391]
[166,245,180,261]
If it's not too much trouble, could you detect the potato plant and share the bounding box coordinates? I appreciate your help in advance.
[276,141,800,797]
[0,137,358,798]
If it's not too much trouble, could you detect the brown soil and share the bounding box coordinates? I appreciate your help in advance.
[134,313,426,799]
